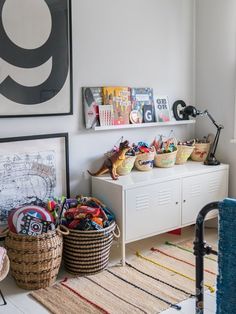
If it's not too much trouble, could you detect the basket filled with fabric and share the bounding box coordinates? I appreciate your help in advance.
[62,196,120,275]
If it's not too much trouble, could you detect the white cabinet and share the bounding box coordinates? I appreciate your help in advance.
[182,170,228,225]
[91,162,228,264]
[126,179,181,241]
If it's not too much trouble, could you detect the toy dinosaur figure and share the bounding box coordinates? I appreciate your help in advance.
[87,140,130,180]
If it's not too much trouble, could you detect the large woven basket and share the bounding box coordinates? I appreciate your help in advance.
[4,226,68,290]
[63,221,119,275]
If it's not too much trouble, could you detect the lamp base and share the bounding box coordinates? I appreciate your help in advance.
[204,158,220,166]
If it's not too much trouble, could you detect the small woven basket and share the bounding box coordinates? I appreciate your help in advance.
[4,226,68,290]
[63,221,119,275]
[154,148,177,168]
[191,143,210,162]
[117,155,136,176]
[176,143,195,165]
[134,147,155,171]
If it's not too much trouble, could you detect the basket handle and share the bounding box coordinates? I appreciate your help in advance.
[176,138,196,147]
[150,146,156,153]
[173,137,178,147]
[57,225,70,236]
[112,224,121,238]
[0,228,9,239]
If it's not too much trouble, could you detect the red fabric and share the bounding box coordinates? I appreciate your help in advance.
[168,228,182,235]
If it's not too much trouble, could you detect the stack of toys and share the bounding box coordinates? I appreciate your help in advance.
[61,196,115,231]
[6,195,116,235]
[7,197,65,236]
[152,135,177,154]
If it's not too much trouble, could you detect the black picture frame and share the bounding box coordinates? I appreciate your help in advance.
[0,0,73,117]
[0,133,70,225]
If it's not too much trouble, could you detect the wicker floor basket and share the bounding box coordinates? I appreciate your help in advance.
[4,227,68,290]
[63,221,119,275]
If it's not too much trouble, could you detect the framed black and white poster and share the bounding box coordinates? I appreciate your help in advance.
[0,133,70,225]
[0,0,73,117]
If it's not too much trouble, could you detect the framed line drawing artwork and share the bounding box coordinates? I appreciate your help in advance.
[0,133,70,225]
[0,0,73,117]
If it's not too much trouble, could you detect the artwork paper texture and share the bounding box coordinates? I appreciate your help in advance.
[82,87,102,128]
[143,104,155,123]
[154,95,171,122]
[102,87,131,125]
[131,88,154,111]
[0,0,72,116]
[0,135,68,225]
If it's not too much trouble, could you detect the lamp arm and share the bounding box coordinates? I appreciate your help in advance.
[198,109,224,165]
[210,128,221,156]
[203,110,223,130]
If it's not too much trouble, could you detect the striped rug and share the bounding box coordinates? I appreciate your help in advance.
[30,240,217,314]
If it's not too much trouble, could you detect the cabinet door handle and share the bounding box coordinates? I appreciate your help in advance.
[175,201,179,205]
[183,200,186,203]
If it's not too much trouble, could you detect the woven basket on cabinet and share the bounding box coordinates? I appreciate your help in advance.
[4,226,68,290]
[154,148,177,168]
[190,143,210,162]
[175,143,195,165]
[63,221,119,275]
[117,155,136,175]
[134,147,155,171]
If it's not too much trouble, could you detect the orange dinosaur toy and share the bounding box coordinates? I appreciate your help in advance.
[87,140,130,180]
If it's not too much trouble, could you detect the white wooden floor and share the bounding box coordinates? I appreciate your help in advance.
[0,225,218,314]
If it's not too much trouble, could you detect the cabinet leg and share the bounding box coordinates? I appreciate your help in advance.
[121,241,126,266]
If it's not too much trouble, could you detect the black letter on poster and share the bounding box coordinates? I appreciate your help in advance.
[0,0,70,104]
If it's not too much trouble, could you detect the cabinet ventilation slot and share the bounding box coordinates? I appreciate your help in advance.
[191,184,201,197]
[209,180,220,193]
[157,190,171,206]
[135,194,149,211]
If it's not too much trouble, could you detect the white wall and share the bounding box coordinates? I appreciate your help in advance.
[0,0,195,197]
[195,0,236,196]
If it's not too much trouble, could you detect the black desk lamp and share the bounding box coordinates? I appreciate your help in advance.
[172,100,224,166]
